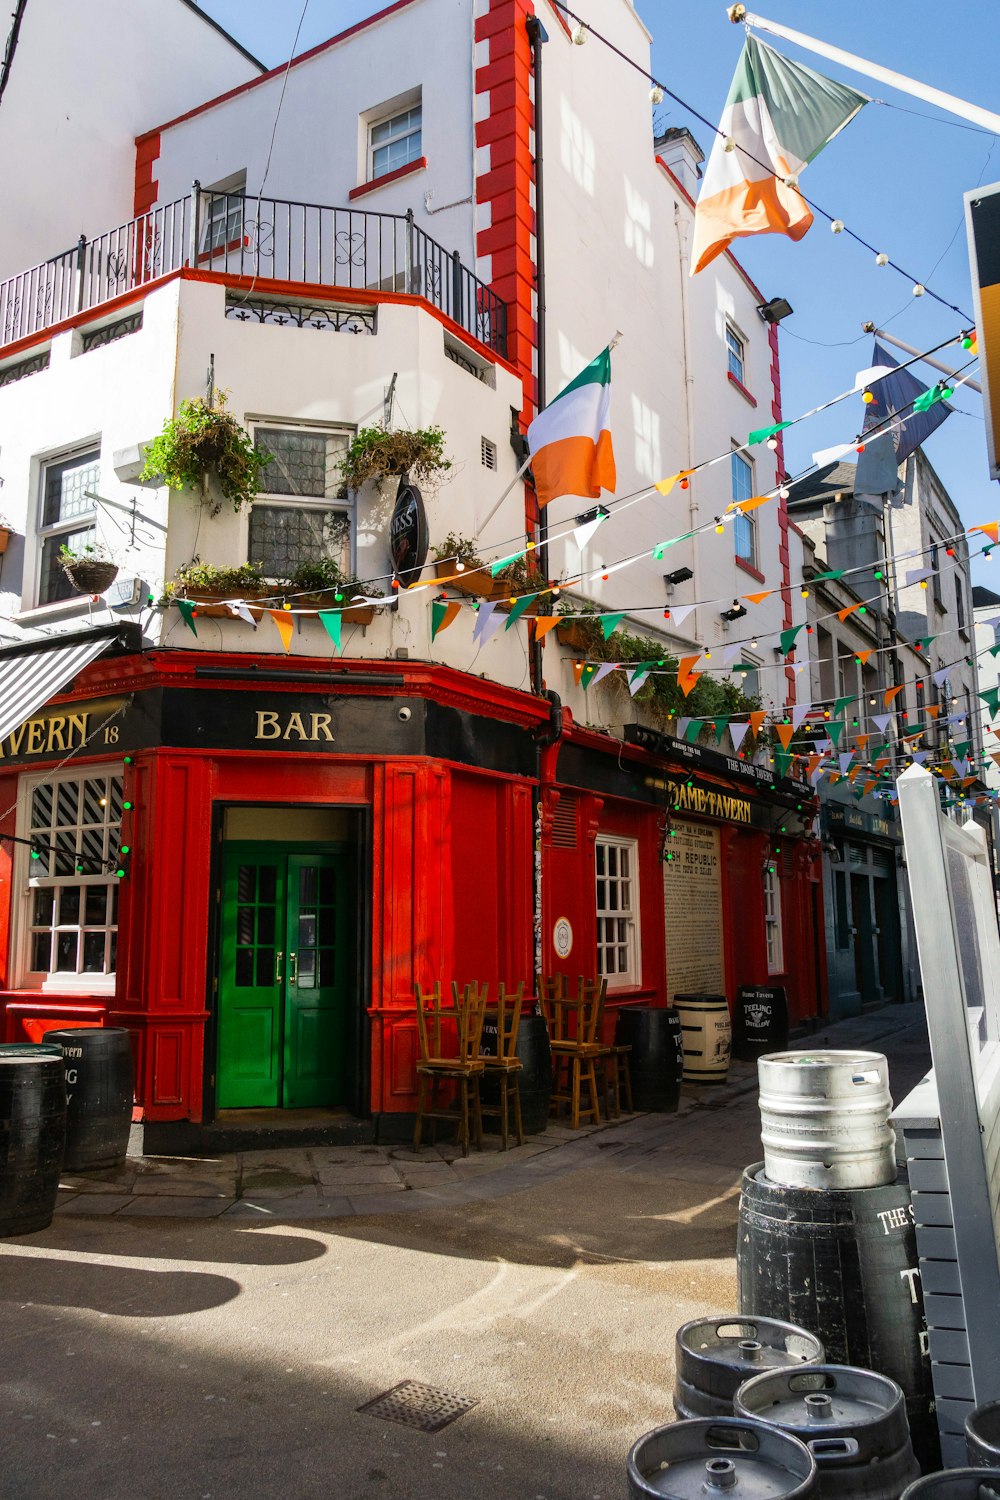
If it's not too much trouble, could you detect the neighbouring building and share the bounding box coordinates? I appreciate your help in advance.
[0,0,823,1144]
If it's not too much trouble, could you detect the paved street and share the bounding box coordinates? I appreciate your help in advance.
[1,1005,930,1500]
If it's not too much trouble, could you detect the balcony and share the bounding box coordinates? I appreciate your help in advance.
[0,187,508,359]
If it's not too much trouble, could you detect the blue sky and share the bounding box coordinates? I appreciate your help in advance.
[198,0,999,587]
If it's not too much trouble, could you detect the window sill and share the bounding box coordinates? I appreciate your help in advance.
[15,595,96,625]
[196,235,246,264]
[735,555,765,584]
[349,156,428,201]
[727,371,757,407]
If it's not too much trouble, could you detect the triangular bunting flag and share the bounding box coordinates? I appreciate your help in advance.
[581,664,600,690]
[855,649,872,665]
[175,599,198,636]
[677,717,692,740]
[668,604,695,630]
[226,601,259,627]
[837,603,863,622]
[833,694,856,717]
[862,779,877,795]
[685,719,703,743]
[883,685,904,708]
[779,624,803,657]
[791,703,811,730]
[855,733,870,753]
[748,420,792,446]
[827,721,846,748]
[872,713,892,733]
[839,752,855,773]
[573,515,606,551]
[590,662,618,688]
[600,612,625,640]
[318,610,342,653]
[749,711,767,737]
[979,687,1000,716]
[629,664,654,696]
[776,723,795,750]
[743,591,772,605]
[472,600,498,644]
[491,550,526,577]
[813,569,846,582]
[269,609,294,654]
[533,614,560,641]
[736,494,771,514]
[713,717,730,744]
[431,600,461,640]
[925,704,940,719]
[655,469,695,496]
[572,660,588,685]
[505,593,538,628]
[677,654,702,696]
[932,667,951,688]
[730,722,749,752]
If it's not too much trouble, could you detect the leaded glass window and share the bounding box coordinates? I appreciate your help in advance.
[250,426,352,578]
[38,449,100,605]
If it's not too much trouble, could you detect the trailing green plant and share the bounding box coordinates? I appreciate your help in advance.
[493,555,546,592]
[285,557,349,594]
[431,532,483,568]
[163,559,268,599]
[140,392,270,512]
[339,425,451,490]
[59,540,115,564]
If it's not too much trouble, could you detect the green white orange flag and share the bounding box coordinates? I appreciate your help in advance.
[527,347,616,507]
[691,36,867,274]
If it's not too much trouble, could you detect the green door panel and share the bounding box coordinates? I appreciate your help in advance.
[217,843,352,1110]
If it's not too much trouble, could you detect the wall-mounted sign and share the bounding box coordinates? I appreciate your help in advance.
[663,822,725,1001]
[389,480,429,586]
[553,917,573,959]
[0,697,137,763]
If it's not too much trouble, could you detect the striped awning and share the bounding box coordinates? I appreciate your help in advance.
[0,633,114,744]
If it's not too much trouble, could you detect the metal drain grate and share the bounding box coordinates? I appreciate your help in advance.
[356,1379,478,1433]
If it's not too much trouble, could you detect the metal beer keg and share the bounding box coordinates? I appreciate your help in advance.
[674,1316,824,1419]
[757,1051,896,1190]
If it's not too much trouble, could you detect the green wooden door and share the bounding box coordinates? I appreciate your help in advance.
[217,843,351,1109]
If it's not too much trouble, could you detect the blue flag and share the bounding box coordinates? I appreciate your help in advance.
[855,341,953,498]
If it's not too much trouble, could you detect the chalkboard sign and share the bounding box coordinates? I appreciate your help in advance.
[733,985,788,1061]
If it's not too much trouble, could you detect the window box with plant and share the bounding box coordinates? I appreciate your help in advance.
[431,533,504,598]
[59,542,119,596]
[284,559,383,623]
[140,393,270,513]
[0,515,12,554]
[163,560,272,616]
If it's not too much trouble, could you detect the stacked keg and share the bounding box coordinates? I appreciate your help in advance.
[737,1049,938,1473]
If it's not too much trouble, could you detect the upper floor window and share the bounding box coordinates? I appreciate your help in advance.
[17,767,122,991]
[929,539,943,607]
[203,172,246,254]
[250,424,353,579]
[956,576,967,632]
[37,448,100,606]
[370,104,422,180]
[731,449,757,567]
[726,325,746,384]
[596,836,640,988]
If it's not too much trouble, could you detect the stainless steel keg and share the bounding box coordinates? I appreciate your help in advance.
[757,1050,896,1190]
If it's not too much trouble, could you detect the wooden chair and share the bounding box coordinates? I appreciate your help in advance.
[480,982,525,1150]
[413,981,487,1156]
[543,976,607,1129]
[604,1037,634,1118]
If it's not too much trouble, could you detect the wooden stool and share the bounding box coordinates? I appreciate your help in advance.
[541,977,606,1129]
[603,1043,633,1118]
[413,981,487,1156]
[480,982,525,1150]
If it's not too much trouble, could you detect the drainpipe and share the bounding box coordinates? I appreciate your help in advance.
[674,205,700,644]
[526,14,549,699]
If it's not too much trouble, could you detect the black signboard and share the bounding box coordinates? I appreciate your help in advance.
[389,480,429,586]
[625,723,812,801]
[733,985,788,1061]
[824,803,896,842]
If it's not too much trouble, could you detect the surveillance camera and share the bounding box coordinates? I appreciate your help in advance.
[398,706,412,722]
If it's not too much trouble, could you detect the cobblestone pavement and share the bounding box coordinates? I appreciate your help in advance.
[53,1003,929,1222]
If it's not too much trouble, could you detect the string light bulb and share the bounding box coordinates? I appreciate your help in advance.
[875,252,889,266]
[831,219,845,234]
[723,136,736,153]
[913,283,926,297]
[649,85,664,105]
[779,487,790,501]
[862,391,875,405]
[766,436,779,451]
[455,560,465,572]
[800,587,809,598]
[715,518,724,533]
[571,21,586,43]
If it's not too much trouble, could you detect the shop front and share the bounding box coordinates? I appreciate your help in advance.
[821,800,905,1018]
[0,642,541,1143]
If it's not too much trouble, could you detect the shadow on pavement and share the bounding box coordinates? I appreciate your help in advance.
[0,1255,241,1317]
[31,1220,328,1266]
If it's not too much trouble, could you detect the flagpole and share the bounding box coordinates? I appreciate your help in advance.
[861,326,983,396]
[728,6,1000,136]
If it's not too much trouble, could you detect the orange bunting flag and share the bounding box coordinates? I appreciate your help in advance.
[749,710,768,737]
[963,776,979,788]
[572,661,588,685]
[677,654,702,697]
[848,765,861,783]
[806,753,822,776]
[776,723,795,750]
[655,469,695,496]
[736,494,772,514]
[855,734,870,752]
[837,603,863,622]
[743,591,772,605]
[856,650,873,666]
[883,685,904,708]
[972,522,1000,545]
[874,756,890,772]
[926,704,940,719]
[940,763,956,780]
[269,609,294,654]
[533,615,561,640]
[828,773,841,785]
[862,779,877,794]
[992,752,1000,768]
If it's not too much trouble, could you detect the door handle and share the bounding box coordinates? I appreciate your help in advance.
[289,951,298,986]
[275,950,284,984]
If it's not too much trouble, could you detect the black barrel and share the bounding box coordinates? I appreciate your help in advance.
[43,1028,133,1171]
[733,985,789,1061]
[0,1051,66,1235]
[737,1163,939,1474]
[966,1402,1000,1467]
[735,1365,919,1500]
[675,1315,824,1419]
[628,1417,818,1500]
[514,1014,553,1135]
[615,1006,683,1112]
[902,1471,1000,1500]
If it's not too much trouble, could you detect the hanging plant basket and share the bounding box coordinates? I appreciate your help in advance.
[340,426,451,491]
[63,559,119,595]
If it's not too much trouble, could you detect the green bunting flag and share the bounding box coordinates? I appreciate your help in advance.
[779,624,803,657]
[431,599,460,640]
[505,593,538,629]
[491,551,525,577]
[912,383,952,414]
[175,599,198,636]
[979,687,1000,716]
[833,694,856,717]
[713,717,730,744]
[812,568,846,582]
[685,719,703,743]
[600,612,624,640]
[580,663,599,690]
[318,610,342,653]
[827,720,846,748]
[748,420,793,446]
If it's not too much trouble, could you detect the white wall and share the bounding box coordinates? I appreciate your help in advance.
[0,0,262,281]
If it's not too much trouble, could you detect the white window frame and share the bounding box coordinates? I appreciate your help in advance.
[764,860,784,973]
[726,323,746,385]
[202,172,247,254]
[249,420,355,580]
[368,101,422,181]
[15,764,123,993]
[731,448,758,567]
[35,445,101,608]
[595,834,640,988]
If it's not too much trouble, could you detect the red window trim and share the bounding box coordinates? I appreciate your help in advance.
[196,235,246,265]
[349,156,427,201]
[727,370,757,407]
[735,554,766,584]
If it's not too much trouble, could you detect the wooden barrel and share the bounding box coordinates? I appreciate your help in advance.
[515,1014,553,1135]
[0,1052,66,1235]
[675,994,731,1084]
[614,1007,683,1112]
[43,1028,133,1171]
[737,1162,940,1474]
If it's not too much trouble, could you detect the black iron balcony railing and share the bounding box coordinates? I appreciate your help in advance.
[0,185,508,357]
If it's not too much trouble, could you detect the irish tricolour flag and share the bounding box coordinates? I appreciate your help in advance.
[527,347,616,507]
[691,36,867,274]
